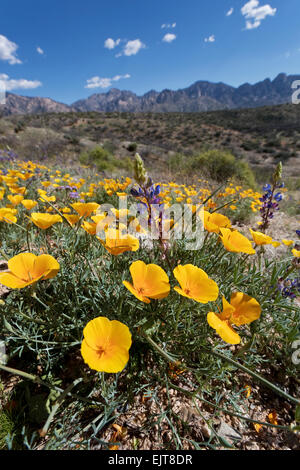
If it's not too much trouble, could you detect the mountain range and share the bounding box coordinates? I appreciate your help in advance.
[0,73,299,116]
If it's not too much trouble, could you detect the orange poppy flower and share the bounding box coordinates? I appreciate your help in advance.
[81,316,132,373]
[173,264,219,303]
[123,260,170,303]
[30,212,62,229]
[98,228,139,255]
[207,293,261,345]
[0,253,59,289]
[220,228,256,255]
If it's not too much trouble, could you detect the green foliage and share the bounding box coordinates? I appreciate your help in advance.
[79,146,133,174]
[0,410,14,449]
[127,142,137,152]
[169,150,256,187]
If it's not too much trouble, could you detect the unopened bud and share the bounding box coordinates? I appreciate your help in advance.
[273,162,282,185]
[134,153,148,185]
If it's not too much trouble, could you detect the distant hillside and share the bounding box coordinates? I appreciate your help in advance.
[0,73,299,115]
[0,93,72,116]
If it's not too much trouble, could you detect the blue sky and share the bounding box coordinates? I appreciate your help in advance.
[0,0,299,104]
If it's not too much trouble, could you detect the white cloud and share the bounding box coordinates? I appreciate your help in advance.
[241,0,276,30]
[226,8,234,16]
[204,35,215,43]
[37,46,44,55]
[162,33,177,43]
[0,73,42,91]
[85,73,131,89]
[0,35,22,64]
[123,39,145,56]
[161,22,176,29]
[104,38,121,50]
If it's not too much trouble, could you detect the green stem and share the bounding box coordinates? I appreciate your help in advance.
[170,382,292,431]
[0,364,102,406]
[204,348,300,406]
[0,250,9,261]
[144,334,299,406]
[41,378,83,437]
[31,292,49,310]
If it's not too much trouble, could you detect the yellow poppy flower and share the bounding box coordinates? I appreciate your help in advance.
[173,264,219,303]
[81,221,97,235]
[98,228,139,255]
[292,249,300,258]
[21,199,38,210]
[71,202,99,218]
[81,316,132,373]
[39,194,56,203]
[123,260,170,303]
[63,214,80,226]
[0,253,59,289]
[207,293,261,345]
[203,211,231,234]
[249,229,273,246]
[0,208,17,224]
[30,212,63,229]
[7,195,24,206]
[282,239,294,247]
[220,228,256,255]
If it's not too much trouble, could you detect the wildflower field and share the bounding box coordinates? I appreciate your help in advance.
[0,151,299,451]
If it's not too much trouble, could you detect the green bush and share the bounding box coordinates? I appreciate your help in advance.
[188,150,256,187]
[127,142,137,152]
[79,146,133,174]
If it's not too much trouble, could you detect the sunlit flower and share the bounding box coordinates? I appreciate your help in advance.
[7,194,24,206]
[81,316,132,373]
[71,202,99,218]
[292,249,300,258]
[39,194,56,203]
[207,293,261,345]
[98,228,139,255]
[0,208,17,224]
[21,199,38,210]
[220,228,256,255]
[123,260,170,303]
[81,220,97,235]
[249,228,273,246]
[0,253,59,289]
[203,211,231,234]
[63,214,80,226]
[30,212,63,229]
[282,239,294,247]
[173,264,219,303]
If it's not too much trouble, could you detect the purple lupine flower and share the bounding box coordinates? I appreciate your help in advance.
[69,191,80,199]
[259,180,284,232]
[278,277,300,299]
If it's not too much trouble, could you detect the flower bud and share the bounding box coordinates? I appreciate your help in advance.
[273,162,282,185]
[134,153,148,185]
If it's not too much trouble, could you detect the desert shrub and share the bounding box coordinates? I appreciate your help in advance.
[188,150,256,187]
[79,145,133,174]
[127,142,137,152]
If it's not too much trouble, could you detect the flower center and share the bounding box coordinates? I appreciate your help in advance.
[96,346,106,358]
